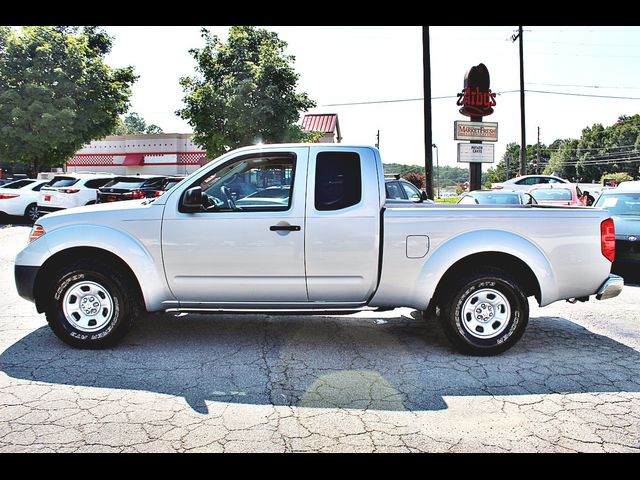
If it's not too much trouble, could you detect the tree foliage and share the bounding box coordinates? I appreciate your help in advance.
[0,26,137,175]
[112,112,163,135]
[178,26,316,157]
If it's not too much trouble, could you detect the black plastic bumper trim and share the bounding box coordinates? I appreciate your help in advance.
[14,265,39,303]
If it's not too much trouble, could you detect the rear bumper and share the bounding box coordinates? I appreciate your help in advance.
[595,274,624,300]
[14,265,39,303]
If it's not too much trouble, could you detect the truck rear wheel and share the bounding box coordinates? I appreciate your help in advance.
[45,260,139,348]
[439,268,529,355]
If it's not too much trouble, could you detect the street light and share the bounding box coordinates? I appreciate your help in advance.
[432,143,439,198]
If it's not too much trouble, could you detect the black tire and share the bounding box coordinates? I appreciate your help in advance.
[24,203,39,223]
[45,260,139,348]
[438,268,529,356]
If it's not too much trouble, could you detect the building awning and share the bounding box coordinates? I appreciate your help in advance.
[123,154,145,166]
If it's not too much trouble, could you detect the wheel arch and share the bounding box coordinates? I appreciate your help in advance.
[430,251,541,312]
[412,229,557,311]
[33,247,144,313]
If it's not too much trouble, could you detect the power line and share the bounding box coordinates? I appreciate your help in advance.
[526,89,640,101]
[528,51,640,58]
[529,28,640,33]
[320,90,520,107]
[527,82,640,90]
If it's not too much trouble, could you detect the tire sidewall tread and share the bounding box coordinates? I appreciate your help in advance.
[439,268,529,356]
[45,260,138,349]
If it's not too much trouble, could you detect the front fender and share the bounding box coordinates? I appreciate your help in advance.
[16,224,172,312]
[413,229,557,309]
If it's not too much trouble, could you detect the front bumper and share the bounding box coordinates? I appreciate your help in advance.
[595,274,624,300]
[14,265,39,303]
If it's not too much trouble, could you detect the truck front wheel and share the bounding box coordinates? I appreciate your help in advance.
[439,268,529,355]
[45,260,139,348]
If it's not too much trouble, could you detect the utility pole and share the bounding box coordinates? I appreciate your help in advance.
[536,126,540,175]
[511,26,526,176]
[432,143,439,198]
[505,156,511,180]
[422,26,434,199]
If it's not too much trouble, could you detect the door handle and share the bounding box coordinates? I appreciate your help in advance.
[270,225,301,231]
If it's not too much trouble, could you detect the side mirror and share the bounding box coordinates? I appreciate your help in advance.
[182,186,202,212]
[420,191,429,201]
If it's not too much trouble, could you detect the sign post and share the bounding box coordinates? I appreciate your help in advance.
[455,63,497,191]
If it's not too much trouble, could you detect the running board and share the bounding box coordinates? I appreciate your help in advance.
[164,307,380,315]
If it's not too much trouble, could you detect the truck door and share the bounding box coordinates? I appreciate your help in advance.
[304,147,381,302]
[161,147,309,304]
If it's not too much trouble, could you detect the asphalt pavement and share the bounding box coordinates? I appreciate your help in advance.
[1,221,639,452]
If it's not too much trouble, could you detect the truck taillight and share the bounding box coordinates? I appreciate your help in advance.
[601,218,616,263]
[59,188,80,194]
[29,225,45,243]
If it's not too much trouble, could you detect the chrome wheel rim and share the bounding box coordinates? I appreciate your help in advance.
[27,205,38,222]
[62,281,114,332]
[461,288,511,339]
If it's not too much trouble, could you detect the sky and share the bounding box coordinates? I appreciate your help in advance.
[103,26,640,169]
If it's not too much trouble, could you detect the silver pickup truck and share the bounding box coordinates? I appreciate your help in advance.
[14,144,623,355]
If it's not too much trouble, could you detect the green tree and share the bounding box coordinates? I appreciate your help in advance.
[178,26,316,157]
[543,139,578,179]
[0,26,137,176]
[113,112,164,135]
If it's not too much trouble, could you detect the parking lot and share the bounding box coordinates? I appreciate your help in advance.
[1,219,639,452]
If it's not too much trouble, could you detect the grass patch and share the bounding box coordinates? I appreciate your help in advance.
[435,197,460,204]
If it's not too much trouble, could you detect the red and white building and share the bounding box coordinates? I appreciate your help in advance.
[301,114,342,143]
[66,134,209,176]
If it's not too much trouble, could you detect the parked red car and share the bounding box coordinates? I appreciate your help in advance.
[528,184,589,206]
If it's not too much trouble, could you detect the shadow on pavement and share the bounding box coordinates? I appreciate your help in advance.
[0,214,32,228]
[1,312,639,413]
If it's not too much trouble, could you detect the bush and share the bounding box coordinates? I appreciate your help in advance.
[403,172,425,189]
[599,172,634,186]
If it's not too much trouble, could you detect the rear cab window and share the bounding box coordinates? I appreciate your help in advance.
[315,152,362,211]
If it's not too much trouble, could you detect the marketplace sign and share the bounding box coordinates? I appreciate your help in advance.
[454,121,498,142]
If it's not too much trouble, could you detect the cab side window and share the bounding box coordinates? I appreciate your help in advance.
[385,181,404,200]
[315,152,361,211]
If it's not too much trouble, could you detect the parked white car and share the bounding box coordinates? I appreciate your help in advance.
[491,175,570,191]
[0,179,49,221]
[37,173,114,217]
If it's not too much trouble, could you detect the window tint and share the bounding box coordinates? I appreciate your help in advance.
[385,181,405,200]
[47,177,79,188]
[85,178,113,189]
[549,177,564,184]
[199,154,295,212]
[401,182,422,201]
[530,188,572,201]
[594,193,640,215]
[315,152,361,211]
[1,180,33,189]
[32,182,47,191]
[141,177,166,188]
[103,177,147,189]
